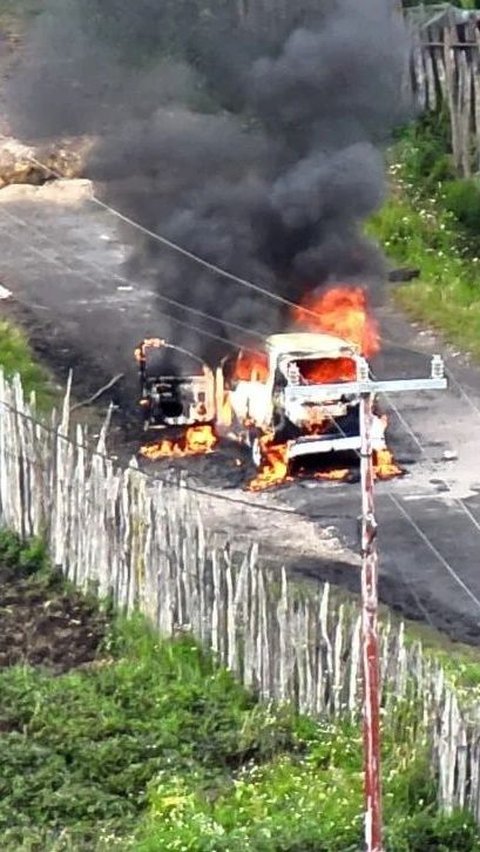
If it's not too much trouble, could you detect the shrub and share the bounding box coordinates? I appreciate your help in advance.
[443,178,480,237]
[387,809,480,851]
[398,111,453,189]
[0,529,48,578]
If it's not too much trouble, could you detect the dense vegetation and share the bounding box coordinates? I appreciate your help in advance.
[368,109,480,357]
[0,531,478,851]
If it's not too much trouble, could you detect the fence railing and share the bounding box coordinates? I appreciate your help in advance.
[0,369,479,818]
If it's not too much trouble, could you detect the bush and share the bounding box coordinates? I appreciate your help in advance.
[387,809,480,851]
[137,748,479,852]
[443,178,480,237]
[398,111,454,189]
[0,529,48,578]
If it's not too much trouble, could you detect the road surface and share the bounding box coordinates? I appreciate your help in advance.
[1,181,480,644]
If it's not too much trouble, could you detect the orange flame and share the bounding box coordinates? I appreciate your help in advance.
[247,432,290,492]
[297,356,357,384]
[233,351,269,383]
[314,468,350,481]
[140,425,217,460]
[293,286,379,357]
[374,448,403,480]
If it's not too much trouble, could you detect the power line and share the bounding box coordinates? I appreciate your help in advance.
[326,398,480,618]
[2,147,480,613]
[389,491,480,612]
[2,196,476,609]
[371,372,480,536]
[0,208,265,356]
[8,139,480,420]
[0,391,356,520]
[3,142,395,335]
[379,333,480,423]
[8,144,322,321]
[9,138,480,416]
[0,252,476,616]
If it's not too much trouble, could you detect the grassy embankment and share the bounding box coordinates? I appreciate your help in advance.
[368,113,480,357]
[0,532,479,852]
[0,317,56,408]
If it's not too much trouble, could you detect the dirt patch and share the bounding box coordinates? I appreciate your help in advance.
[0,565,108,673]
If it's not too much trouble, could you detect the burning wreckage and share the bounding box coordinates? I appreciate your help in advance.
[135,290,402,489]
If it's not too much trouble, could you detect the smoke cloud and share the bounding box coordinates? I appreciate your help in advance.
[7,0,411,363]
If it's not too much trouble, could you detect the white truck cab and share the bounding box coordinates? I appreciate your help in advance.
[225,332,387,466]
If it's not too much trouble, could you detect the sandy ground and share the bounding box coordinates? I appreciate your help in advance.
[1,181,480,644]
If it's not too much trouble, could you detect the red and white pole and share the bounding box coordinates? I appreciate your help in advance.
[359,363,384,852]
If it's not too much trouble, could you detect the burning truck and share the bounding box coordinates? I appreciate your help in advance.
[217,332,387,467]
[135,288,399,487]
[135,338,215,430]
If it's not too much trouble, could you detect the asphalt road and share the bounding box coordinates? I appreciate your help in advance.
[1,181,480,644]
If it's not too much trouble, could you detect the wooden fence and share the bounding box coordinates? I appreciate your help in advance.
[408,5,480,175]
[1,369,480,818]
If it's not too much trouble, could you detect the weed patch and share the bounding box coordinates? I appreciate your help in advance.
[368,129,480,356]
[0,317,57,408]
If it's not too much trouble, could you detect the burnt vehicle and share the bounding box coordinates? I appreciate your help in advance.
[220,332,387,466]
[135,338,215,431]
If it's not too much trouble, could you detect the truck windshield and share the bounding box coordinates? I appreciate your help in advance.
[294,357,356,384]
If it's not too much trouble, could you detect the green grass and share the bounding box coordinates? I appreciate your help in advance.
[0,532,479,849]
[368,159,480,358]
[3,613,478,851]
[0,317,57,408]
[368,110,480,358]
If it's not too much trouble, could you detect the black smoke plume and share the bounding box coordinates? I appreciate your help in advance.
[7,0,411,363]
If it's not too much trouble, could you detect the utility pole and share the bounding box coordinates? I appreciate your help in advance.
[357,353,447,852]
[287,354,448,852]
[358,371,383,852]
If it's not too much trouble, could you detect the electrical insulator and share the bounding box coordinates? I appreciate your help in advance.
[431,354,445,380]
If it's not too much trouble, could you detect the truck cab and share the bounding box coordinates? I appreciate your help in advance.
[225,332,387,466]
[135,338,216,431]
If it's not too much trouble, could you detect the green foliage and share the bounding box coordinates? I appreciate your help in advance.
[396,111,454,189]
[367,107,480,357]
[443,178,480,237]
[138,753,364,851]
[1,544,479,849]
[386,809,480,851]
[0,528,48,578]
[0,319,55,409]
[2,604,478,851]
[0,612,311,850]
[136,733,475,852]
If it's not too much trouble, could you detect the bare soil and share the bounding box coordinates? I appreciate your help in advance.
[0,565,108,674]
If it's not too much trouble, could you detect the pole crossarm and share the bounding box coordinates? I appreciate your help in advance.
[287,354,447,401]
[287,377,447,400]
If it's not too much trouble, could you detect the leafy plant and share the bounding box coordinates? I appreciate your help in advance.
[443,178,480,238]
[0,529,48,577]
[0,319,56,409]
